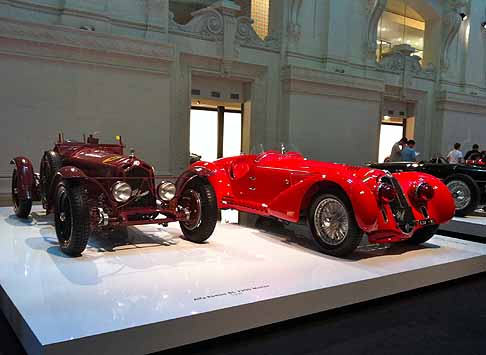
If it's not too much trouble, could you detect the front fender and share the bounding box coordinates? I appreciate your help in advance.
[10,156,35,200]
[47,166,88,206]
[268,172,379,231]
[177,162,231,207]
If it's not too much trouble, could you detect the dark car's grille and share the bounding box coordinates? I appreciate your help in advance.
[125,166,156,207]
[381,175,415,233]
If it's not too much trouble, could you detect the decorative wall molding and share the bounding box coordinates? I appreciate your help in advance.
[367,0,387,64]
[169,7,224,40]
[0,17,174,59]
[441,0,469,71]
[282,65,385,102]
[437,90,486,114]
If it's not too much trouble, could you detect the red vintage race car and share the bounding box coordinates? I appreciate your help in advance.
[190,146,455,257]
[11,134,217,256]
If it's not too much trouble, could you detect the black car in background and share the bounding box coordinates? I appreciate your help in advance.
[369,158,486,216]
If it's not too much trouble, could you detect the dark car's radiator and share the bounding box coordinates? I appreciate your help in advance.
[381,175,415,233]
[125,167,156,207]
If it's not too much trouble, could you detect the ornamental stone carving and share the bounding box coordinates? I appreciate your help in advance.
[378,44,435,79]
[169,1,279,51]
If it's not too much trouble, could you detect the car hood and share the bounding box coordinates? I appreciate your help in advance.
[68,149,152,177]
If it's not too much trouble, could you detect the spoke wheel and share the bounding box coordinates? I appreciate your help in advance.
[446,180,471,210]
[180,189,202,231]
[11,168,32,219]
[314,198,349,246]
[179,179,217,244]
[444,174,480,217]
[54,182,90,256]
[55,188,73,246]
[309,192,363,257]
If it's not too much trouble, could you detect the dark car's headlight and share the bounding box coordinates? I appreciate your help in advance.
[111,181,132,203]
[157,181,176,201]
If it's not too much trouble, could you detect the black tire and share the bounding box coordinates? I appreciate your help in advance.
[54,181,90,256]
[179,178,218,243]
[40,150,63,204]
[405,225,439,245]
[309,192,363,257]
[11,168,32,219]
[444,174,480,217]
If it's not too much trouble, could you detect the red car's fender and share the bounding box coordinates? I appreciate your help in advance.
[392,172,455,225]
[182,161,232,208]
[10,157,35,200]
[267,171,380,232]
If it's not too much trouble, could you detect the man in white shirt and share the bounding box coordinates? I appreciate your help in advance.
[447,143,464,164]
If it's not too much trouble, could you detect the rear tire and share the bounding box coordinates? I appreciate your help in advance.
[405,225,438,245]
[54,181,90,256]
[179,179,218,243]
[445,174,480,217]
[11,168,32,219]
[309,192,363,257]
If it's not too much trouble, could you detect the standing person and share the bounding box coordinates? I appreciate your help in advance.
[389,137,408,162]
[464,144,480,161]
[401,140,417,162]
[447,143,464,164]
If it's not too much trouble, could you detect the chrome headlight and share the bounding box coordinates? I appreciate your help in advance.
[111,181,132,203]
[157,181,176,201]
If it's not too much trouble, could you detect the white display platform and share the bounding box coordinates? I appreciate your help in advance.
[440,214,486,238]
[1,207,486,355]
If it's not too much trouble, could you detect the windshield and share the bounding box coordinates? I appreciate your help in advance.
[250,143,301,156]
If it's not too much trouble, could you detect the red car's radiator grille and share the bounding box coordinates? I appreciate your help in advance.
[381,175,415,233]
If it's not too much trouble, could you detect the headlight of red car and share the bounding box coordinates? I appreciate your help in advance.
[378,183,395,203]
[414,182,435,202]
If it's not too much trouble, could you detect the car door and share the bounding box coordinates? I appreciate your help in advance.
[250,155,292,206]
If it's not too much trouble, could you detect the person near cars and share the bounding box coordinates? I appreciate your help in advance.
[390,137,408,162]
[464,144,481,161]
[447,143,464,164]
[401,139,417,162]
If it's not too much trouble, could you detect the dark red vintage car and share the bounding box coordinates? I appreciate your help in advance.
[189,146,455,257]
[11,134,217,256]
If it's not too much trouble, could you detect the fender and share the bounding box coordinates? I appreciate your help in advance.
[175,163,216,198]
[10,156,35,200]
[47,166,88,209]
[177,162,231,207]
[268,171,380,232]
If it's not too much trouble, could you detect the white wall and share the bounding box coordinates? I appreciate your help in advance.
[0,54,172,176]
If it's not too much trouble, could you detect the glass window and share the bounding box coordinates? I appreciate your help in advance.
[377,0,425,62]
[190,109,218,162]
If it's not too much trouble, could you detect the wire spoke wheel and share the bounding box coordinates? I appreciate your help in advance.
[56,188,72,245]
[447,180,471,210]
[180,189,202,231]
[11,169,19,210]
[314,198,349,246]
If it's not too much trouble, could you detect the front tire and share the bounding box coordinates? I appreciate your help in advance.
[405,225,439,245]
[11,168,32,219]
[179,179,217,243]
[309,192,363,257]
[54,181,90,256]
[445,174,480,217]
